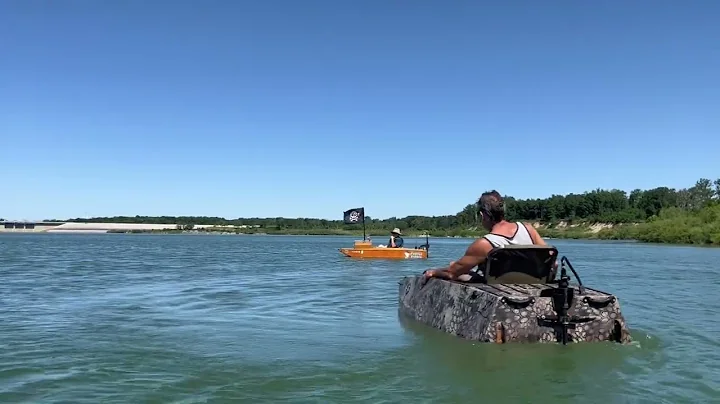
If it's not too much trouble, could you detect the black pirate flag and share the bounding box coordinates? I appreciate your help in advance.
[343,207,365,225]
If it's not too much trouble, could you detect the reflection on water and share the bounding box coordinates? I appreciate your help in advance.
[398,312,646,403]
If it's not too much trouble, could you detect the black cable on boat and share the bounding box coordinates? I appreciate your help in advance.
[560,256,585,295]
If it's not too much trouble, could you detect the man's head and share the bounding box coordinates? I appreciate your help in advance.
[391,228,402,236]
[477,190,505,230]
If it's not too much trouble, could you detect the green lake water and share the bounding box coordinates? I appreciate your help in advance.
[1,234,718,403]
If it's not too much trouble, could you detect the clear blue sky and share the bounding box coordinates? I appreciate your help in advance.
[2,1,719,221]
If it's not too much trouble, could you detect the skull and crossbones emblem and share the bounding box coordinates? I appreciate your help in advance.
[348,211,360,222]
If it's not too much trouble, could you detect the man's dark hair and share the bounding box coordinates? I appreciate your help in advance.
[477,190,505,222]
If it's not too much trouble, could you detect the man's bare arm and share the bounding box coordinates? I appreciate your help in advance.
[524,222,558,270]
[524,222,547,245]
[425,239,491,280]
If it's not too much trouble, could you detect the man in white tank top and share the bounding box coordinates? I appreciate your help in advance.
[424,190,555,281]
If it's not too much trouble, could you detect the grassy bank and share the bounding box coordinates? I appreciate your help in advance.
[234,214,720,247]
[108,205,720,247]
[537,204,720,246]
[597,205,720,245]
[66,176,720,246]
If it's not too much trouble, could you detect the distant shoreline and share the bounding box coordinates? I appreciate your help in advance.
[0,222,627,242]
[4,176,718,245]
[2,219,719,247]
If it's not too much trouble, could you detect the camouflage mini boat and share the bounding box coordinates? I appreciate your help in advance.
[398,245,631,344]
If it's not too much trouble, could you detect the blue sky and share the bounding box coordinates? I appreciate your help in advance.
[2,1,719,221]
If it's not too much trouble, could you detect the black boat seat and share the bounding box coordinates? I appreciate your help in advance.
[461,245,558,284]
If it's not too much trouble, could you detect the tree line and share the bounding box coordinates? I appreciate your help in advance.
[499,177,720,224]
[55,177,720,236]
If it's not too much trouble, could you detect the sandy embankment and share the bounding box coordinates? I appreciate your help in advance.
[45,223,215,233]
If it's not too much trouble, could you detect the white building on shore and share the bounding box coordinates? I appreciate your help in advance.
[0,221,210,233]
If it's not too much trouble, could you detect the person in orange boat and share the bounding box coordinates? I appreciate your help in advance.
[388,228,404,248]
[423,190,554,281]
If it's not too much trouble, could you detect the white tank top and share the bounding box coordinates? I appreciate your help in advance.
[483,222,535,248]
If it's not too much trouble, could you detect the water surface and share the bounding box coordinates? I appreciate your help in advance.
[1,234,718,403]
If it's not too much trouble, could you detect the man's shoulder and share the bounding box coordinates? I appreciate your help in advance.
[518,221,538,231]
[518,221,541,240]
[469,236,493,254]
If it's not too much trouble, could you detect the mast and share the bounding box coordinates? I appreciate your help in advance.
[362,214,366,240]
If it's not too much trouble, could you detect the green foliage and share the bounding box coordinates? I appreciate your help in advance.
[61,177,720,245]
[631,204,720,245]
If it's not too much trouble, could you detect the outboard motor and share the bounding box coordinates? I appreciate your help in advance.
[545,256,588,344]
[415,234,430,251]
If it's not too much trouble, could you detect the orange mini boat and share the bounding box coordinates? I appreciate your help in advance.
[339,239,429,259]
[338,207,430,259]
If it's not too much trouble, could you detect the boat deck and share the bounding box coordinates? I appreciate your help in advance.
[452,281,614,300]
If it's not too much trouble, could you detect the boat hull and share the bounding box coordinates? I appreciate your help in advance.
[339,247,428,259]
[398,275,631,344]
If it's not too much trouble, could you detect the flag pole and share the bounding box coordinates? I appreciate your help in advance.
[362,210,366,240]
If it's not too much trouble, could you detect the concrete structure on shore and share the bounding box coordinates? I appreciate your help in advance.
[2,221,64,232]
[0,221,223,233]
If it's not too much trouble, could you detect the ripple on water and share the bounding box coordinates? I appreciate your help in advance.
[1,235,719,403]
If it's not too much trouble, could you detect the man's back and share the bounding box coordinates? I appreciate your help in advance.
[483,222,535,248]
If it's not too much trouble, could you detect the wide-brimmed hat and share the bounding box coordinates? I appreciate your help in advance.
[391,228,402,235]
